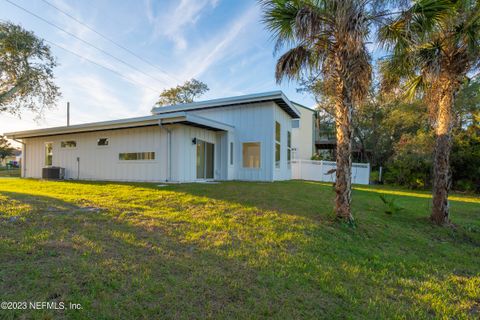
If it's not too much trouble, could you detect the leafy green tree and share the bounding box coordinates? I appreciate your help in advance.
[0,22,59,115]
[260,0,373,223]
[0,135,14,162]
[156,79,209,106]
[379,0,480,224]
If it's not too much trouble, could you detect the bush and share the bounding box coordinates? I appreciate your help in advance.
[384,132,433,189]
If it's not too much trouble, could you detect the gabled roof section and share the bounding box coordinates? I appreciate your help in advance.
[151,91,301,118]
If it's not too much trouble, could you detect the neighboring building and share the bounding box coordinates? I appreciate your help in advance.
[0,149,21,167]
[291,102,315,160]
[5,92,303,182]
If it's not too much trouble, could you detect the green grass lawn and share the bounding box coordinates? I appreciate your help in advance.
[0,178,479,319]
[0,168,20,177]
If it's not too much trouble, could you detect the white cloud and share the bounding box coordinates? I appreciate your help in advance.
[181,4,260,79]
[145,0,219,50]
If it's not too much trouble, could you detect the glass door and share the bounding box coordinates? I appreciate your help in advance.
[196,140,214,180]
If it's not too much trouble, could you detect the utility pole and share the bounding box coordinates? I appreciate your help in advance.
[67,102,70,126]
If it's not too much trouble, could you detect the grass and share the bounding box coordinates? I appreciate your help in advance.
[0,167,20,177]
[0,178,479,319]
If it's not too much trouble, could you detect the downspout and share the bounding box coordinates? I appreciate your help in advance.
[159,121,172,182]
[12,138,26,178]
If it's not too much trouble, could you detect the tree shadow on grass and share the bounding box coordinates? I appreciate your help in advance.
[2,184,479,319]
[0,191,342,319]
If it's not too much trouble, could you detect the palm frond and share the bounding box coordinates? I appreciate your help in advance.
[275,44,313,83]
[403,75,425,101]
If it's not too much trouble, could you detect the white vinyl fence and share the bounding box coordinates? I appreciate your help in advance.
[291,160,370,185]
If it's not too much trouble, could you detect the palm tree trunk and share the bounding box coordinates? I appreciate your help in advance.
[334,79,354,222]
[431,82,454,225]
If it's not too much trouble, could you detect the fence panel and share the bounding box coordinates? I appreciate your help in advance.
[291,160,370,185]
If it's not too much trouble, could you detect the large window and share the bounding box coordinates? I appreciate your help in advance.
[45,142,53,166]
[275,121,281,168]
[230,142,234,166]
[242,142,260,168]
[287,131,292,165]
[119,152,155,161]
[61,140,76,148]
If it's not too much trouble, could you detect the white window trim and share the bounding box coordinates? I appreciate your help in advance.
[60,140,78,150]
[275,121,281,169]
[44,142,53,166]
[96,137,110,148]
[242,141,261,169]
[229,141,234,166]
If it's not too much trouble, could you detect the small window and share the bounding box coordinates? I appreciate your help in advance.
[292,119,300,128]
[230,142,234,165]
[287,131,292,164]
[275,121,281,168]
[242,142,260,168]
[97,138,109,146]
[61,140,76,148]
[119,152,155,161]
[45,142,53,166]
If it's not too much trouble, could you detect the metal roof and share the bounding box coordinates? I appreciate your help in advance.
[5,91,298,139]
[151,91,301,118]
[4,112,233,139]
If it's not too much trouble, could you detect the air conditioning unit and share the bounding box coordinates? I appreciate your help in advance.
[42,167,65,180]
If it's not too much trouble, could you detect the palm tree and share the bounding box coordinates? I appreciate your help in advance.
[260,0,372,222]
[379,0,480,225]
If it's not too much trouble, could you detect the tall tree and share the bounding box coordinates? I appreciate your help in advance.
[0,22,59,115]
[260,0,372,223]
[156,79,209,106]
[379,0,480,224]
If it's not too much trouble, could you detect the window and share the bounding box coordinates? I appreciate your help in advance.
[97,138,109,146]
[287,131,292,165]
[275,121,281,168]
[61,140,76,148]
[230,142,234,165]
[45,142,53,166]
[119,152,155,161]
[292,119,300,128]
[242,142,260,168]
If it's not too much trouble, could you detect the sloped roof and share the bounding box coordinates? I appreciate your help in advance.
[152,91,301,118]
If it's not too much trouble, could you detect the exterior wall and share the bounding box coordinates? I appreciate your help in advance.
[273,105,293,181]
[23,126,168,182]
[170,125,228,182]
[20,102,296,183]
[192,102,276,181]
[291,105,315,160]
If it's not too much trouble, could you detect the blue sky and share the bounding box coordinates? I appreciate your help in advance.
[0,0,316,137]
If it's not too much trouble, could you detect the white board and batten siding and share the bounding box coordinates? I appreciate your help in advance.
[273,104,294,180]
[23,126,168,182]
[193,101,290,181]
[171,125,229,182]
[292,159,370,185]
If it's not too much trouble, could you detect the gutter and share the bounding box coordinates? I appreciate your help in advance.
[158,121,172,182]
[12,138,26,178]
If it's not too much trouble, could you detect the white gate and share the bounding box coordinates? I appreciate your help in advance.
[291,160,370,185]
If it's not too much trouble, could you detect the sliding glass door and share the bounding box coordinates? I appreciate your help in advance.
[196,140,214,180]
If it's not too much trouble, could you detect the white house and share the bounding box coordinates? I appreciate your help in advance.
[291,103,315,160]
[5,91,307,183]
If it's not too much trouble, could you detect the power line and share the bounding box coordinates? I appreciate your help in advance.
[43,39,162,93]
[38,0,181,83]
[0,17,160,95]
[5,0,171,87]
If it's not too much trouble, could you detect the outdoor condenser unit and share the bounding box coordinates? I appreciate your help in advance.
[42,167,65,180]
